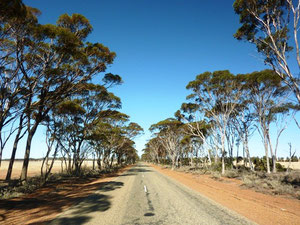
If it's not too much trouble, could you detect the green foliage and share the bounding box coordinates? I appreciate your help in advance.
[160,158,172,165]
[0,0,31,21]
[149,118,183,132]
[252,157,286,172]
[233,0,291,54]
[233,0,300,104]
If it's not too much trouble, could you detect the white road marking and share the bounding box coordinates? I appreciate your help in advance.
[144,185,147,193]
[142,174,144,178]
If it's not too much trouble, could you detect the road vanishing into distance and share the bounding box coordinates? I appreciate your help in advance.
[50,163,254,225]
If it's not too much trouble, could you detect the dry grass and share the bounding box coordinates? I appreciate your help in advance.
[278,162,300,170]
[171,163,300,200]
[242,171,300,199]
[0,159,96,200]
[0,160,94,180]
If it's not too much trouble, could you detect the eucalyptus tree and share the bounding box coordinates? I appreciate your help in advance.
[150,118,184,170]
[94,112,129,169]
[40,117,60,183]
[177,104,212,165]
[0,4,40,169]
[267,103,295,172]
[123,144,139,165]
[229,101,256,171]
[141,148,152,162]
[18,13,116,180]
[53,80,121,174]
[145,137,164,164]
[240,70,290,173]
[0,0,26,21]
[180,135,197,167]
[90,111,143,169]
[234,0,300,104]
[186,70,242,174]
[113,122,143,166]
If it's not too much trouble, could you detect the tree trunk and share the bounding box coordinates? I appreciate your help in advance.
[190,146,194,167]
[267,132,276,173]
[221,132,226,175]
[244,134,254,171]
[97,157,101,170]
[20,122,38,181]
[110,154,115,168]
[92,154,95,170]
[206,148,211,166]
[5,115,25,181]
[171,155,176,170]
[221,152,225,175]
[264,138,271,173]
[42,143,58,183]
[61,157,64,173]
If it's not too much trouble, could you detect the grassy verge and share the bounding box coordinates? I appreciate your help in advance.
[157,164,300,200]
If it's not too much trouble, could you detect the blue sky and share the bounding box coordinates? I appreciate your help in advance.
[6,0,298,159]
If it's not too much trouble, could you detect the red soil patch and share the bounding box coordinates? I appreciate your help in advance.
[151,164,300,225]
[0,166,131,225]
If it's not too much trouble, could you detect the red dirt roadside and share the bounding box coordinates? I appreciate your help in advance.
[151,164,300,225]
[0,166,131,225]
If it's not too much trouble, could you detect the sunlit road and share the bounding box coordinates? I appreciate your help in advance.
[50,163,254,225]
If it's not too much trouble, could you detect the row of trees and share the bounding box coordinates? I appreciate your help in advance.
[144,0,300,175]
[143,70,298,174]
[0,0,142,182]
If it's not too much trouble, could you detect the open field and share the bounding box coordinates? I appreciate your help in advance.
[278,162,300,170]
[0,160,94,180]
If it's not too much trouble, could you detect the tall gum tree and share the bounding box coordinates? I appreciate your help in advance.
[240,69,290,173]
[234,0,300,104]
[0,4,40,170]
[150,118,184,170]
[186,70,242,174]
[52,79,122,174]
[19,13,116,181]
[176,107,211,165]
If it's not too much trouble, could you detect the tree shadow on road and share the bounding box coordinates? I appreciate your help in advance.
[126,168,153,173]
[0,179,124,225]
[97,181,123,192]
[48,194,111,225]
[48,181,124,225]
[46,216,90,225]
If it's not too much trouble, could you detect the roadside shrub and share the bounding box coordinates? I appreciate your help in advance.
[251,157,286,172]
[180,158,190,166]
[242,171,300,199]
[160,158,171,165]
[211,172,221,180]
[210,162,222,172]
[283,172,300,187]
[252,157,268,171]
[224,170,240,178]
[275,163,286,172]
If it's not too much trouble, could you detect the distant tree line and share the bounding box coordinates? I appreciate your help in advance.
[0,0,143,182]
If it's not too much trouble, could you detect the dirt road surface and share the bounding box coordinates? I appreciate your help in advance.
[50,163,253,225]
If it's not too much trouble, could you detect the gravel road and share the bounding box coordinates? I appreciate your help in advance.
[49,163,255,225]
